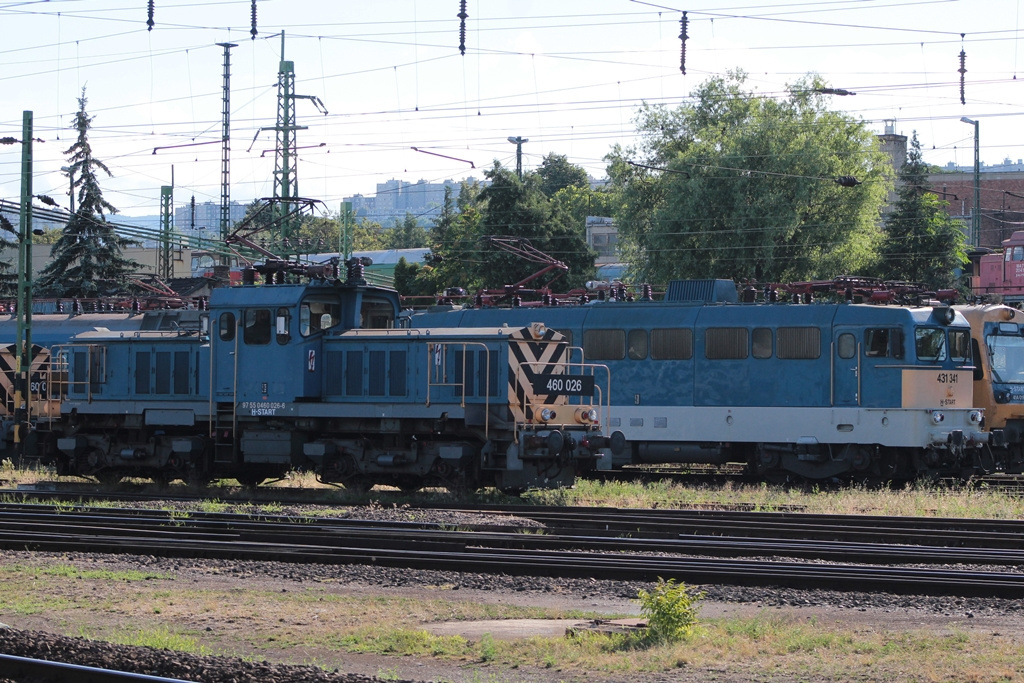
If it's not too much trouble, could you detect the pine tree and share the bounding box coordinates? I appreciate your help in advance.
[36,89,140,298]
[878,131,968,291]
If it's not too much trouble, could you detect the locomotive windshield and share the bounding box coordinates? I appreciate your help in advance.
[914,328,971,365]
[987,333,1024,383]
[915,328,946,362]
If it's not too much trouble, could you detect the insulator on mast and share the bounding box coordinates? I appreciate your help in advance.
[147,0,155,31]
[250,0,258,40]
[679,11,688,75]
[958,38,967,105]
[458,0,468,56]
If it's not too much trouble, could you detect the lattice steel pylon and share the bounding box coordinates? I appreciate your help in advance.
[268,32,326,253]
[158,185,173,280]
[216,42,237,259]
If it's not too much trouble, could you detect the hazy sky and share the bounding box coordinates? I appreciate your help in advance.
[1,0,1021,217]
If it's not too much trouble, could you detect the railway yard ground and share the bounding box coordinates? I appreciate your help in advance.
[1,471,1024,682]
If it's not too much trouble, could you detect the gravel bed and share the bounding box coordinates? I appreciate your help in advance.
[2,503,1023,682]
[0,626,397,683]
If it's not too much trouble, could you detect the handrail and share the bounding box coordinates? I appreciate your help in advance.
[425,341,492,438]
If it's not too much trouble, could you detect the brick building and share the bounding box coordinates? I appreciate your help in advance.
[925,171,1024,250]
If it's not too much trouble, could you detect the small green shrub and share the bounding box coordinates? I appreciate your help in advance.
[636,578,704,644]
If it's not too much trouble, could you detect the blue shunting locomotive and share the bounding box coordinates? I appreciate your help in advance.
[0,309,204,454]
[410,280,1001,481]
[46,265,612,491]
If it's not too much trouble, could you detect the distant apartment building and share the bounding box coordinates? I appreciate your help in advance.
[343,177,482,225]
[943,158,1024,173]
[173,200,248,234]
[585,216,619,264]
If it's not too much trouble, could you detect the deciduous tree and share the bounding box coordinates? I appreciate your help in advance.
[537,152,589,197]
[475,163,594,290]
[607,71,892,285]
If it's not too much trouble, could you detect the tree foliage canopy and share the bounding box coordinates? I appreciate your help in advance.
[37,90,140,297]
[537,152,590,197]
[473,163,595,291]
[607,72,893,285]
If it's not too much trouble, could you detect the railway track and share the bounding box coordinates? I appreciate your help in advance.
[0,652,194,682]
[1,502,1022,598]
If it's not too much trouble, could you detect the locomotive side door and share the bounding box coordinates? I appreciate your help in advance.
[212,310,239,399]
[832,328,860,406]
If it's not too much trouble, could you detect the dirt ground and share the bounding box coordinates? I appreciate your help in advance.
[3,550,1024,683]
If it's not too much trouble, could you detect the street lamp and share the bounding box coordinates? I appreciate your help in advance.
[960,116,980,247]
[507,136,528,180]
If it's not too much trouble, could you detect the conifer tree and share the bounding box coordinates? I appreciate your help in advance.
[36,89,140,298]
[877,131,968,291]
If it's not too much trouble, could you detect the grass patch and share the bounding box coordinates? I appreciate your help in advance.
[525,478,1024,519]
[1,563,170,582]
[107,625,210,655]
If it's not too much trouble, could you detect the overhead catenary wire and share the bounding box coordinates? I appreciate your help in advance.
[1,1,1017,218]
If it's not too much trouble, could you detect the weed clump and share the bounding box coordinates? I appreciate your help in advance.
[636,578,704,644]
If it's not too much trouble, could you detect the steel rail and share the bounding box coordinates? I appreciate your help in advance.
[0,652,195,682]
[2,506,1024,597]
[3,502,1024,552]
[4,499,1024,543]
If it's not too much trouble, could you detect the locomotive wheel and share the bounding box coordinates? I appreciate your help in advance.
[396,479,422,495]
[235,475,265,488]
[344,476,371,494]
[430,460,468,494]
[95,470,123,486]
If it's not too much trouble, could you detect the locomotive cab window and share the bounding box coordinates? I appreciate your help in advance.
[300,299,341,336]
[243,309,272,345]
[950,329,971,364]
[864,328,904,358]
[218,312,235,342]
[276,307,291,345]
[360,297,396,329]
[915,328,947,362]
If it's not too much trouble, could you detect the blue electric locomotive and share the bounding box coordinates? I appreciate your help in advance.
[49,264,612,491]
[410,281,997,481]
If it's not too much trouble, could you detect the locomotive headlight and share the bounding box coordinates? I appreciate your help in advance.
[931,411,945,425]
[969,410,983,424]
[540,408,556,422]
[587,408,599,422]
[574,407,599,423]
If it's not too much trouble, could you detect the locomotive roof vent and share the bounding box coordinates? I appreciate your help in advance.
[665,279,739,304]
